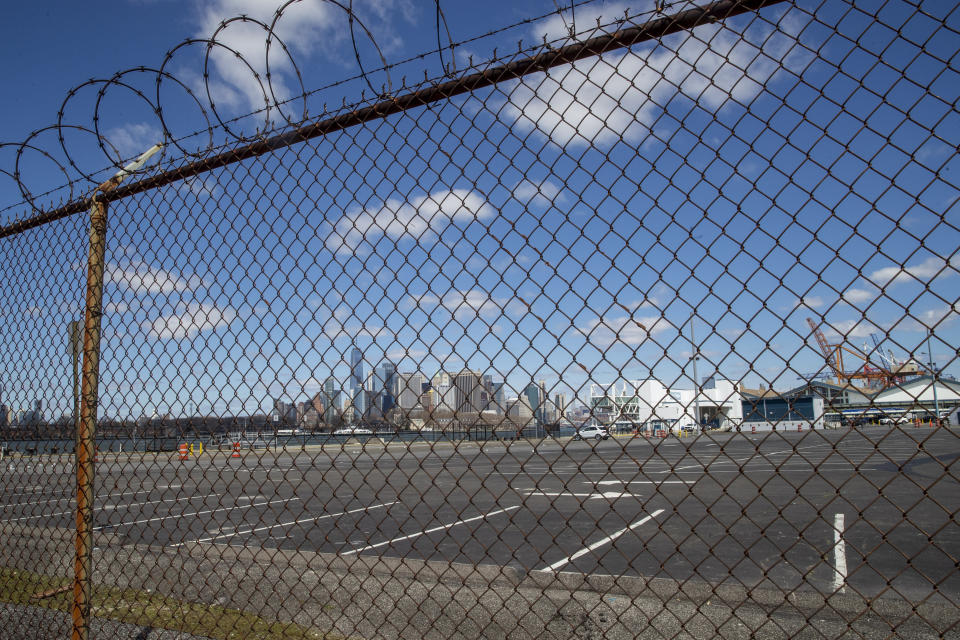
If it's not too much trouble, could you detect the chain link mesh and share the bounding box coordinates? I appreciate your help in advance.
[0,1,958,638]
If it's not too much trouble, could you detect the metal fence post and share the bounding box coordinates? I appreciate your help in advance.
[71,144,161,640]
[71,195,107,640]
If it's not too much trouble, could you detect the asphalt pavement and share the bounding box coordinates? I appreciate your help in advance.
[2,425,958,638]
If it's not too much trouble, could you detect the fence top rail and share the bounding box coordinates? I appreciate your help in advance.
[0,0,787,241]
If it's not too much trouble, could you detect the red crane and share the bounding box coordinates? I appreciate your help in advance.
[805,318,890,387]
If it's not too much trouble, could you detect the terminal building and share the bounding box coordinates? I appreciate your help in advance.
[798,375,960,424]
[589,377,742,433]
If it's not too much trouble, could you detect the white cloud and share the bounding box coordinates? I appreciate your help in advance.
[581,314,673,346]
[842,288,876,304]
[509,11,802,148]
[147,303,237,340]
[386,347,427,361]
[822,319,883,341]
[105,260,206,295]
[868,255,959,287]
[718,327,746,340]
[327,189,493,255]
[531,2,632,44]
[512,179,562,207]
[795,295,824,309]
[104,123,164,159]
[409,289,528,321]
[194,0,410,113]
[896,304,960,333]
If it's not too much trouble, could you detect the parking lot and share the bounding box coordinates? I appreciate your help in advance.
[2,425,958,605]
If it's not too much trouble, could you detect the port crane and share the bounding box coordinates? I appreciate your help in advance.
[804,318,920,388]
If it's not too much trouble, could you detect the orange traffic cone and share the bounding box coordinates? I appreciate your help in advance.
[231,442,241,458]
[178,443,189,461]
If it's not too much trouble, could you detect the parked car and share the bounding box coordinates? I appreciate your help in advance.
[573,425,610,441]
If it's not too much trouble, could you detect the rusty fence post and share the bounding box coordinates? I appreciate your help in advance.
[71,144,162,640]
[71,195,108,640]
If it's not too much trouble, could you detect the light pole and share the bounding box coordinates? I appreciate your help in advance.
[690,316,700,430]
[927,329,940,424]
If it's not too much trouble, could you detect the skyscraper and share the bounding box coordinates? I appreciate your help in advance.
[323,377,340,425]
[350,347,364,393]
[524,382,541,423]
[553,393,567,421]
[492,381,505,414]
[375,362,397,413]
[352,388,368,420]
[454,370,485,414]
[396,372,425,410]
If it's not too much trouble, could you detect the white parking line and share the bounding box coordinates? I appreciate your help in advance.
[0,487,206,522]
[95,496,297,532]
[179,500,399,546]
[341,505,521,556]
[540,509,665,572]
[595,480,694,486]
[833,513,847,593]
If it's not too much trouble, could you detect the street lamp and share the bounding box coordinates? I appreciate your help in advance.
[927,329,940,425]
[690,316,701,430]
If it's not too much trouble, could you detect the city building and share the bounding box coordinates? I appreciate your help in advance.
[395,372,425,410]
[818,375,960,423]
[298,406,320,430]
[273,399,296,425]
[350,388,368,421]
[350,347,364,393]
[433,380,456,413]
[739,390,824,431]
[310,391,324,414]
[323,378,341,425]
[553,393,567,421]
[589,377,742,432]
[507,395,534,421]
[454,369,487,414]
[374,362,397,413]
[524,383,541,424]
[492,382,505,413]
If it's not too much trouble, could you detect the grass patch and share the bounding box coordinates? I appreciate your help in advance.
[0,567,335,639]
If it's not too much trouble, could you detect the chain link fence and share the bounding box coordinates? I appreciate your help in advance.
[0,0,958,638]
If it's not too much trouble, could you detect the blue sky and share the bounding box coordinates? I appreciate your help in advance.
[1,0,958,419]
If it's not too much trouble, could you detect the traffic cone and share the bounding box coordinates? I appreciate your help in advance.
[231,442,241,458]
[178,443,189,461]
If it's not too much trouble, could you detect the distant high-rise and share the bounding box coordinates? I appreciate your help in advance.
[432,382,455,413]
[509,395,534,420]
[352,388,369,420]
[310,392,324,414]
[396,372,425,410]
[492,381,505,414]
[454,370,486,414]
[375,362,397,413]
[273,399,296,425]
[553,393,567,421]
[350,347,364,392]
[524,383,541,423]
[323,379,341,425]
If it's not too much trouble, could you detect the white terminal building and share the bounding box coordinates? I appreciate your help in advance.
[589,377,742,433]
